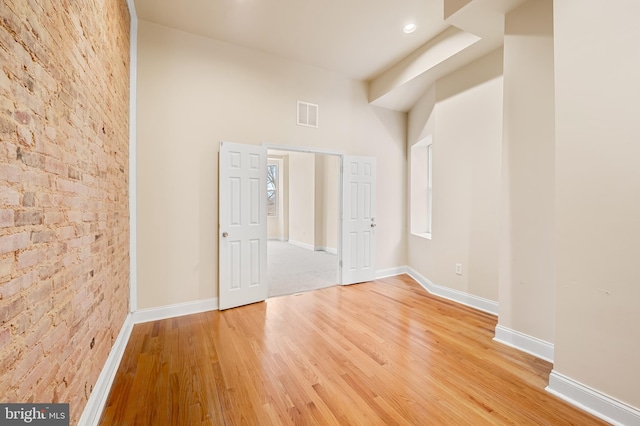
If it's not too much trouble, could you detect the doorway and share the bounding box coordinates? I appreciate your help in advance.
[218,141,377,310]
[266,149,340,297]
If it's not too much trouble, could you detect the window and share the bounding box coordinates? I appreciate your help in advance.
[427,143,433,234]
[267,164,278,216]
[410,137,433,239]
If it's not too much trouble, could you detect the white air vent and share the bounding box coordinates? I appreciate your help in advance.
[297,101,318,128]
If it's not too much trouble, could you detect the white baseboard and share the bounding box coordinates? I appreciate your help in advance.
[376,266,408,279]
[288,240,315,251]
[547,371,640,426]
[316,246,338,254]
[271,240,337,254]
[494,324,554,362]
[79,313,135,426]
[406,267,498,315]
[131,298,218,324]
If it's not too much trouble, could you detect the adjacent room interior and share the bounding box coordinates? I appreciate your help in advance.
[266,150,340,298]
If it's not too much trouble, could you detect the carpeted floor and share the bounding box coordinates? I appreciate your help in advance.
[267,241,338,297]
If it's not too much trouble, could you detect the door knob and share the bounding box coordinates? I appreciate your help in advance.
[370,223,376,228]
[222,232,228,238]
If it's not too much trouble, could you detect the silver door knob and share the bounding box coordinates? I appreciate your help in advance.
[222,232,228,238]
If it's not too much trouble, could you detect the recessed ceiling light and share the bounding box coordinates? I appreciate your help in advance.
[403,23,417,34]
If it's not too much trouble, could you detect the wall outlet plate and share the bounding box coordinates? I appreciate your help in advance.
[455,263,462,275]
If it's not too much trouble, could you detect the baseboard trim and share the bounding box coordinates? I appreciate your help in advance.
[494,324,554,362]
[546,370,640,426]
[376,266,408,279]
[79,313,134,426]
[132,298,219,324]
[288,240,315,251]
[406,267,498,315]
[316,246,338,254]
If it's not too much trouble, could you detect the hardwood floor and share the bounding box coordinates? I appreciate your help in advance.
[100,275,608,425]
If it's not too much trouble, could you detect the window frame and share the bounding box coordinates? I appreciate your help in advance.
[267,163,278,217]
[410,137,433,240]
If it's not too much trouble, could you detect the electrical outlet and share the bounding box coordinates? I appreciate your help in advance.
[455,263,462,275]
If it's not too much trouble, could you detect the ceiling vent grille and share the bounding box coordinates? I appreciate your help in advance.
[297,101,318,128]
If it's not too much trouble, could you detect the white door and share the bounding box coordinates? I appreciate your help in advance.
[219,141,268,310]
[341,156,376,285]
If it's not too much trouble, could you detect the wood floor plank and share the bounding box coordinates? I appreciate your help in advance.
[99,275,608,425]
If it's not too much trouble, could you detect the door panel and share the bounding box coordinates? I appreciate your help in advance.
[341,156,376,285]
[219,141,267,310]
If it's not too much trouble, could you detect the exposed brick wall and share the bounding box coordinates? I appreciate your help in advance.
[0,1,130,423]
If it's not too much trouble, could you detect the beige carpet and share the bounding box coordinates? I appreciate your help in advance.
[267,241,338,298]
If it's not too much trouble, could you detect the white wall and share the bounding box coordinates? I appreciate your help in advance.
[288,152,315,248]
[553,0,640,409]
[498,0,556,344]
[313,155,339,252]
[136,21,407,309]
[407,48,503,302]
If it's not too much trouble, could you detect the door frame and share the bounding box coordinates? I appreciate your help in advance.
[264,143,347,285]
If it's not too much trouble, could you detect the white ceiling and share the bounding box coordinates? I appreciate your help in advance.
[133,0,526,110]
[134,0,449,81]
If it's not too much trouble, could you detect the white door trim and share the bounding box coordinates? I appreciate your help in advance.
[263,143,343,157]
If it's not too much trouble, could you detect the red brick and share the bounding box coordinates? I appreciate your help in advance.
[0,295,26,324]
[55,226,75,240]
[0,232,29,255]
[13,111,31,125]
[17,249,41,269]
[1,0,130,422]
[1,271,36,299]
[30,298,53,324]
[0,164,21,183]
[22,170,50,189]
[44,126,56,141]
[0,115,17,135]
[25,315,52,347]
[37,193,52,206]
[82,212,97,222]
[14,210,43,226]
[17,124,34,146]
[43,211,64,224]
[65,211,82,223]
[10,311,31,335]
[0,186,20,205]
[22,192,36,207]
[30,230,55,243]
[26,280,51,305]
[42,323,69,354]
[45,157,66,176]
[0,69,11,94]
[0,256,13,278]
[0,326,11,347]
[18,150,45,168]
[18,354,52,396]
[34,360,60,400]
[58,179,89,196]
[0,209,14,228]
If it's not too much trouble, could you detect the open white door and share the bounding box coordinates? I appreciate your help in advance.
[341,156,376,285]
[219,141,268,310]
